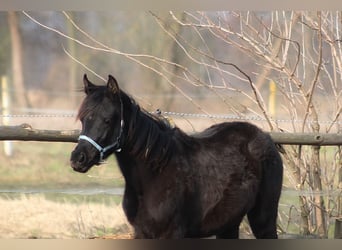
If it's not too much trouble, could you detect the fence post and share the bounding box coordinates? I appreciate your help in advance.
[268,80,276,117]
[1,76,13,156]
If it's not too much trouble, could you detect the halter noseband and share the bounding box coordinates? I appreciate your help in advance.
[78,95,124,163]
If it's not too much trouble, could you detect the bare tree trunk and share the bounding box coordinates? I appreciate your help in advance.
[66,12,77,108]
[311,145,327,237]
[307,12,327,237]
[7,11,29,108]
[282,146,311,235]
[335,145,342,238]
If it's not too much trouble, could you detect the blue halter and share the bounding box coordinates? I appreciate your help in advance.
[78,95,124,163]
[78,119,123,162]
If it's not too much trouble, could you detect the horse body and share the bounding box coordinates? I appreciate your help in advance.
[117,117,281,238]
[70,75,283,239]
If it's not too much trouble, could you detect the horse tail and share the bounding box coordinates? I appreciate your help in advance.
[247,131,283,238]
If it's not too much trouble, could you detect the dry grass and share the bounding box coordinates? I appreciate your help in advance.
[0,139,130,239]
[0,195,132,239]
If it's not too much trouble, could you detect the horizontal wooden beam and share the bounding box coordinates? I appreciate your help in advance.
[270,132,342,146]
[1,124,342,146]
[0,124,79,143]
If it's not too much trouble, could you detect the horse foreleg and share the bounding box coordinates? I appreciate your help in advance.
[216,225,240,239]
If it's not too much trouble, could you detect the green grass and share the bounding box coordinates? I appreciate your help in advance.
[0,141,124,189]
[0,192,123,206]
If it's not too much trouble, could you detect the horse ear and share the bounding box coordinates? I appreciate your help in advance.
[107,75,120,94]
[83,74,96,95]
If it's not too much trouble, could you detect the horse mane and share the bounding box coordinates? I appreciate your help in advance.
[120,91,177,171]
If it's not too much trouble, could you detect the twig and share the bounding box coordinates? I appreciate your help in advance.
[301,12,323,133]
[61,44,106,82]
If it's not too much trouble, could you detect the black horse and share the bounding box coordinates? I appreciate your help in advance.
[70,74,283,239]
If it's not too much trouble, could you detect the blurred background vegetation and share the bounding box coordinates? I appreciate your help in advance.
[1,11,342,238]
[0,11,280,118]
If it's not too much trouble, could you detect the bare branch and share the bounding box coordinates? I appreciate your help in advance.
[301,12,323,133]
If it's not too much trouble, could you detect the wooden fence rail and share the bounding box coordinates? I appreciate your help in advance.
[0,124,79,143]
[1,124,342,145]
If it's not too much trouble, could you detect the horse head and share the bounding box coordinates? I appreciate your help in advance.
[70,74,124,173]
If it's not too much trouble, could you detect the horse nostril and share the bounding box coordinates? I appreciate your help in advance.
[78,152,86,164]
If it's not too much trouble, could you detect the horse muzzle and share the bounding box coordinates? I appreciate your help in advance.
[70,146,97,173]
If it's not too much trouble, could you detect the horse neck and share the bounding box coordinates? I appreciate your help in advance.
[121,100,175,171]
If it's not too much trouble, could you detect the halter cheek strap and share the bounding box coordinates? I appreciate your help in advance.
[78,114,124,163]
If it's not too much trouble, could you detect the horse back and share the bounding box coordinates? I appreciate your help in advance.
[181,122,282,236]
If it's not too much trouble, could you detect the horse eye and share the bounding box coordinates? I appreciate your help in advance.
[104,118,111,124]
